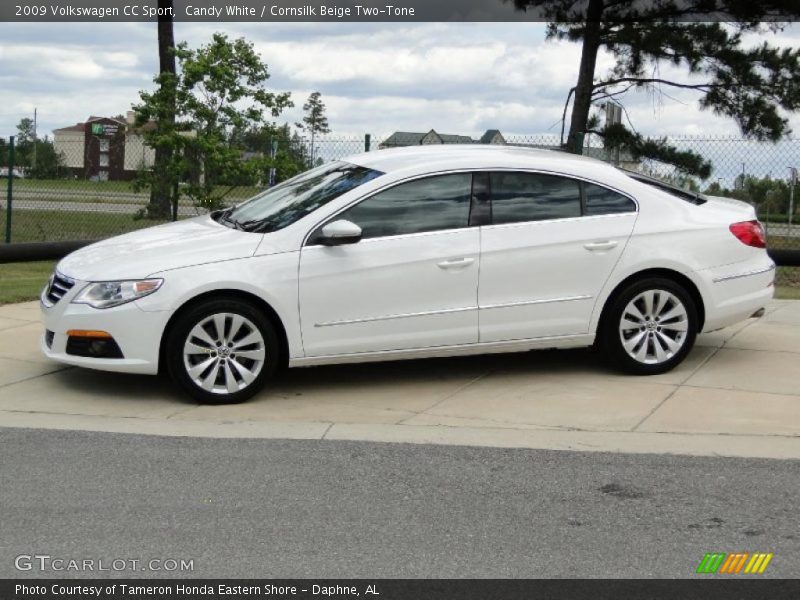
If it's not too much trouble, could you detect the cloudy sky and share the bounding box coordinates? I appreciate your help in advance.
[1,21,798,143]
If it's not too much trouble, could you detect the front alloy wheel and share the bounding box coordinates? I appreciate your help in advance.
[183,313,266,395]
[166,298,279,403]
[602,278,697,375]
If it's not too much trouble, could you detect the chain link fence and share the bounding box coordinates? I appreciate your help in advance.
[2,133,798,286]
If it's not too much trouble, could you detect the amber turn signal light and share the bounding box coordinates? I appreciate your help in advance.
[66,329,113,339]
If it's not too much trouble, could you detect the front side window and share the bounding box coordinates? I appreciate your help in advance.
[490,172,581,224]
[335,173,472,240]
[584,183,636,215]
[224,161,384,233]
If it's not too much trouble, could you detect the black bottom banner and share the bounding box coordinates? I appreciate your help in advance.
[2,579,800,600]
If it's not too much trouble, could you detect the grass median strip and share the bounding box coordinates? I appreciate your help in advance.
[0,208,170,242]
[0,261,56,305]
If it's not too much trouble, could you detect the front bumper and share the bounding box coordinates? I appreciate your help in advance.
[40,278,168,375]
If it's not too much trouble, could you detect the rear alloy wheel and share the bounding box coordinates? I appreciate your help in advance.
[166,298,279,404]
[602,278,697,375]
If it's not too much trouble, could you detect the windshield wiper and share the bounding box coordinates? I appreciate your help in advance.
[217,207,246,231]
[236,219,272,233]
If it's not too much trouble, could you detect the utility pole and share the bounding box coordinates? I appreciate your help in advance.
[5,136,14,243]
[268,138,278,187]
[32,108,38,171]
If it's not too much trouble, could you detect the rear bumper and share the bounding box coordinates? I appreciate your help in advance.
[699,261,775,332]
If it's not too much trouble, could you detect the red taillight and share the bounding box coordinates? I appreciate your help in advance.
[729,220,766,248]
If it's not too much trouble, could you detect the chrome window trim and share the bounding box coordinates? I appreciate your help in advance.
[302,168,640,247]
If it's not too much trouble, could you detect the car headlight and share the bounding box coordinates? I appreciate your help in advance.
[72,279,163,309]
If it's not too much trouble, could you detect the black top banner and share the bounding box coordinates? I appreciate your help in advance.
[4,0,800,22]
[4,579,800,600]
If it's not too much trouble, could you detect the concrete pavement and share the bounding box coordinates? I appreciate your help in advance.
[0,299,799,459]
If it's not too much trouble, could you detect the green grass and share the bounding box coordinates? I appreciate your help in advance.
[0,208,173,242]
[12,178,135,192]
[776,286,800,300]
[766,235,800,250]
[0,260,55,305]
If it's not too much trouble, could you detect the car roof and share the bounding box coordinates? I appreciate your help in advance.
[344,144,631,186]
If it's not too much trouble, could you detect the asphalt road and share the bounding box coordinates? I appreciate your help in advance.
[1,428,799,579]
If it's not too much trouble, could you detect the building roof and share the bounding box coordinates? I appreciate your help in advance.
[479,129,503,144]
[54,116,127,134]
[87,115,126,124]
[381,131,430,147]
[381,128,507,148]
[438,133,474,144]
[53,124,85,133]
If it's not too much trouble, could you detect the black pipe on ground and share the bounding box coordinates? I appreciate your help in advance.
[0,240,94,264]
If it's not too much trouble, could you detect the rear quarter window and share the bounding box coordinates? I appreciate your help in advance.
[584,183,636,215]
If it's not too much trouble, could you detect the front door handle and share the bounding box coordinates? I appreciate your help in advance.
[583,240,619,252]
[437,257,475,270]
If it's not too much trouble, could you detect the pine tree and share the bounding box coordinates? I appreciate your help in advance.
[511,0,800,176]
[296,91,331,167]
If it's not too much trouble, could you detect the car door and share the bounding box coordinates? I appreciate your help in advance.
[478,171,637,343]
[299,172,480,357]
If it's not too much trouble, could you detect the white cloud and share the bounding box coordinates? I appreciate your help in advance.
[0,45,140,81]
[0,21,797,145]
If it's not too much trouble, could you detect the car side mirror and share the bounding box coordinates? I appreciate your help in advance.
[319,219,362,246]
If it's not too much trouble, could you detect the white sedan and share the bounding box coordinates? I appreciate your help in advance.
[41,146,774,403]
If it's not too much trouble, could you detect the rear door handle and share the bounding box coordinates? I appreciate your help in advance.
[583,240,618,252]
[437,257,475,270]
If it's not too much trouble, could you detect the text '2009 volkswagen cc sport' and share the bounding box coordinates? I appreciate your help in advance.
[41,146,775,403]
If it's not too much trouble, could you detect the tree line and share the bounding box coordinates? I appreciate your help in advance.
[0,117,69,179]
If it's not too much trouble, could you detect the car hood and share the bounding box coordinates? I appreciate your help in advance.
[58,215,264,281]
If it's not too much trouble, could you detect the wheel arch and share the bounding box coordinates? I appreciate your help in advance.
[596,268,706,335]
[157,289,290,375]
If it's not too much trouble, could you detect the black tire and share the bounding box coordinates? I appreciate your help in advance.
[600,277,698,375]
[165,297,279,404]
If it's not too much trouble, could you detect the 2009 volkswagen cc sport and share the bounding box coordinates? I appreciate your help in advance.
[41,145,774,404]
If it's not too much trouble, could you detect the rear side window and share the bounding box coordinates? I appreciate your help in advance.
[490,172,581,224]
[336,173,472,240]
[584,183,636,215]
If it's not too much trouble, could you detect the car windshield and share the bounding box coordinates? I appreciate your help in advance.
[221,161,384,233]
